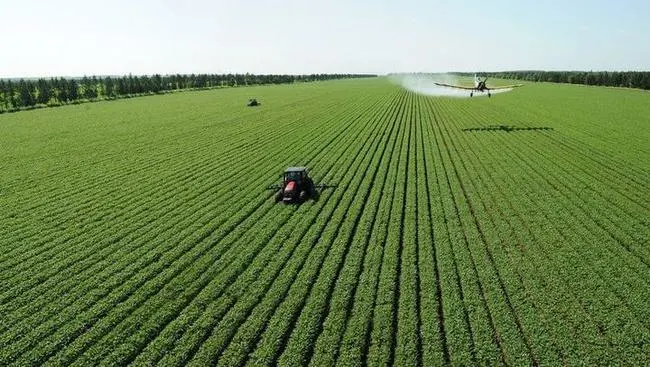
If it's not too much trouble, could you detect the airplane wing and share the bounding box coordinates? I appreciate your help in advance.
[488,84,524,90]
[433,82,475,90]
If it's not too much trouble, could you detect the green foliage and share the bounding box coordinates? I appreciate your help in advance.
[0,73,376,114]
[456,70,650,90]
[0,78,648,366]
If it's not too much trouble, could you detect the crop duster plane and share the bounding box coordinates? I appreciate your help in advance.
[434,74,523,97]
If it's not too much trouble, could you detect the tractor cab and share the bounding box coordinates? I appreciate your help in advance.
[280,167,312,202]
[284,167,308,185]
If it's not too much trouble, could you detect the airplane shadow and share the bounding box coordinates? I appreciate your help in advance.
[461,125,554,132]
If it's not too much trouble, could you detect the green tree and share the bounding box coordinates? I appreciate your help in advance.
[68,79,79,101]
[0,80,8,111]
[57,78,69,102]
[104,76,115,98]
[36,78,51,104]
[151,74,162,93]
[82,76,98,99]
[18,79,35,107]
[6,80,16,108]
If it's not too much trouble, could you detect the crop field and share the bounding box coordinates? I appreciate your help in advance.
[1,77,649,366]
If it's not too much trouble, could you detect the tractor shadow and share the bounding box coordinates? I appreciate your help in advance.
[461,125,554,132]
[306,184,338,204]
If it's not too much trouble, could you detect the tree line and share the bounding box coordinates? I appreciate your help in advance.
[456,71,650,90]
[0,73,376,114]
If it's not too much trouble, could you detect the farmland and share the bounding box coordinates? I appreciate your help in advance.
[1,77,649,366]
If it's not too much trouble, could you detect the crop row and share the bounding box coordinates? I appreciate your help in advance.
[1,84,396,365]
[426,95,649,364]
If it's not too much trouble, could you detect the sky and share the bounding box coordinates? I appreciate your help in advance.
[1,0,649,77]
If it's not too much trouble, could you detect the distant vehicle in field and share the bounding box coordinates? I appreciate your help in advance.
[434,74,523,97]
[267,167,334,203]
[247,98,260,106]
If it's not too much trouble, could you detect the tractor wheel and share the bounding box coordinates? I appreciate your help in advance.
[299,190,308,202]
[275,190,283,202]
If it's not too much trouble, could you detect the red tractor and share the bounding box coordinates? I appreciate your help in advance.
[267,167,332,203]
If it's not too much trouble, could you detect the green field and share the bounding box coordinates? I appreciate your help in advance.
[1,77,649,366]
